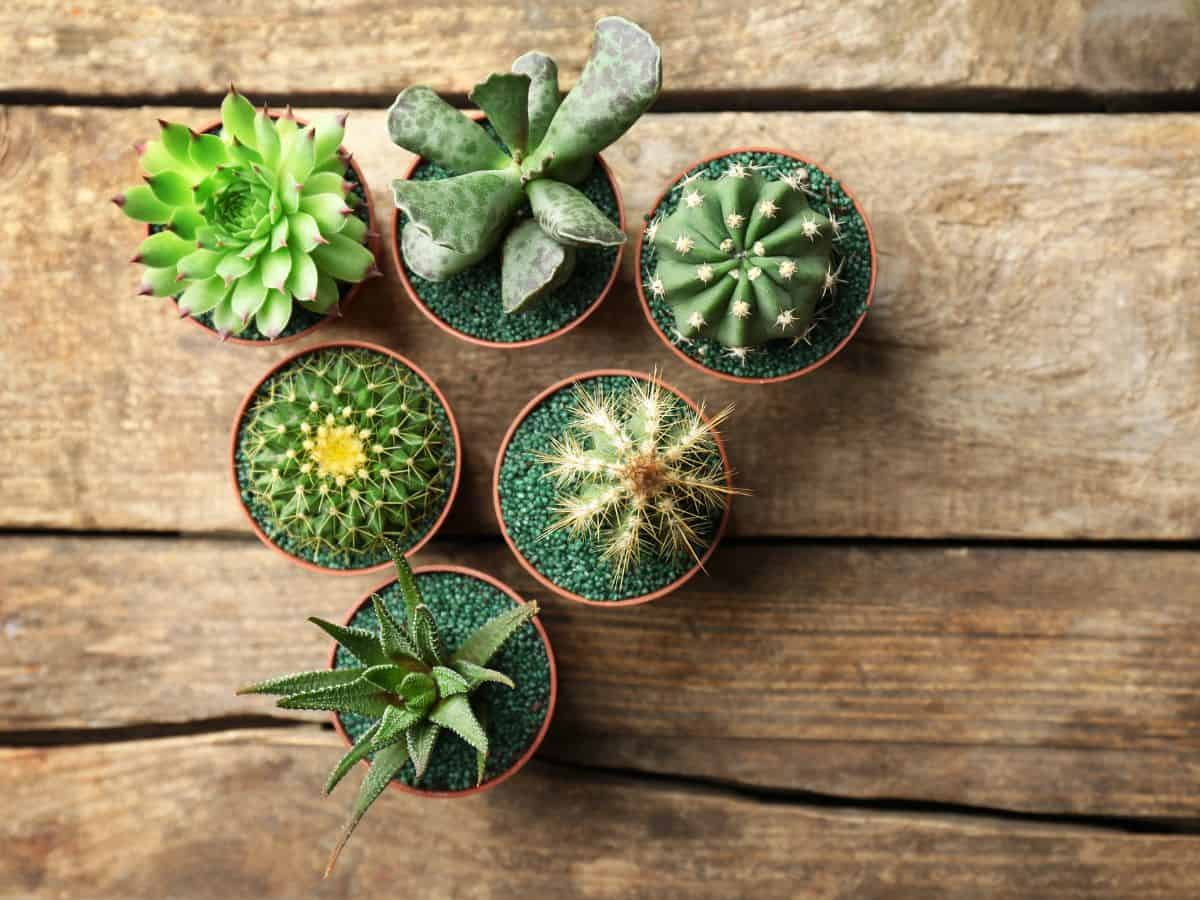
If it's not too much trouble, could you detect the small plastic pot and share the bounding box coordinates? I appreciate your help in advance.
[139,115,379,347]
[390,112,625,350]
[328,564,558,797]
[635,146,877,385]
[492,369,734,607]
[229,340,461,576]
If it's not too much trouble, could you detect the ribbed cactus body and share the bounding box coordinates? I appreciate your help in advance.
[241,348,448,556]
[651,168,834,348]
[538,377,732,584]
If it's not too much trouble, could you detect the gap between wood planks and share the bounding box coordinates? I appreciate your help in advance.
[3,716,1198,838]
[2,88,1200,114]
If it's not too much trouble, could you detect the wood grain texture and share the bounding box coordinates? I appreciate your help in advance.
[1,107,1198,539]
[3,1,1198,98]
[5,536,1199,817]
[3,730,1199,900]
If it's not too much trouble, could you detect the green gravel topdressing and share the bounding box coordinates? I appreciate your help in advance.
[234,346,457,570]
[334,570,552,792]
[641,151,873,379]
[398,127,621,344]
[498,375,725,602]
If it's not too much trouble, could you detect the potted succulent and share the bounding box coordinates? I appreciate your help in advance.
[493,370,739,606]
[239,543,556,876]
[113,87,379,344]
[635,149,877,384]
[387,16,661,348]
[230,340,460,574]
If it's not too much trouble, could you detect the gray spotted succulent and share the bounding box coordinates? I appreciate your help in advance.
[648,165,838,349]
[389,17,661,313]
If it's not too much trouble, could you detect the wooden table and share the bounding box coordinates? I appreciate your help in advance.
[2,3,1199,897]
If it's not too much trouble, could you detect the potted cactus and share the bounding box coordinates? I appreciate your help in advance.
[230,341,460,573]
[636,149,877,384]
[239,544,556,875]
[387,16,661,348]
[113,87,379,344]
[493,370,739,606]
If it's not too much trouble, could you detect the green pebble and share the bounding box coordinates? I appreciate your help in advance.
[334,571,552,792]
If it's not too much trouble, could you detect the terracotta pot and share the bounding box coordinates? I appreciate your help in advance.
[635,147,877,385]
[139,115,379,347]
[328,564,558,798]
[229,340,461,576]
[390,111,625,350]
[493,369,734,607]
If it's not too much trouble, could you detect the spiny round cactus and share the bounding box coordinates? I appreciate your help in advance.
[240,348,449,558]
[647,164,837,349]
[113,87,377,339]
[388,17,660,313]
[537,376,735,584]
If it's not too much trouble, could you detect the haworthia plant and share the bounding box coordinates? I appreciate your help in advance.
[388,17,661,313]
[647,166,837,349]
[536,376,739,585]
[113,87,377,339]
[238,540,539,876]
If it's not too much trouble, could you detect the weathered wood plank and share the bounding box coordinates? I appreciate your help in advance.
[5,536,1198,817]
[3,2,1197,99]
[3,730,1198,899]
[1,107,1198,539]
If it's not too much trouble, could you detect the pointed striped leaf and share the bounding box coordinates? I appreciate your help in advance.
[324,721,380,795]
[325,741,409,877]
[308,617,389,667]
[431,665,470,698]
[236,667,364,696]
[412,604,446,667]
[452,659,515,691]
[276,679,390,718]
[451,601,538,667]
[428,694,488,758]
[406,721,441,782]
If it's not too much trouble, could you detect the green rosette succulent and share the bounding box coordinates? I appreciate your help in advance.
[238,542,538,876]
[388,16,661,313]
[648,165,836,349]
[113,87,377,339]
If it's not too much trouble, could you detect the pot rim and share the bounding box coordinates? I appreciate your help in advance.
[228,339,462,576]
[390,111,626,350]
[492,368,734,607]
[327,563,558,798]
[138,114,379,347]
[634,146,877,385]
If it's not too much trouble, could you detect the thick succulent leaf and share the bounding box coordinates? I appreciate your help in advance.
[428,694,489,759]
[189,132,227,171]
[399,671,437,714]
[469,72,530,157]
[323,720,380,795]
[276,679,390,718]
[362,663,419,693]
[392,168,523,256]
[527,179,625,247]
[371,593,422,663]
[308,617,390,668]
[452,659,516,691]
[286,211,324,253]
[340,212,367,245]
[144,170,194,207]
[387,85,508,174]
[452,600,538,667]
[382,537,423,625]
[371,703,422,750]
[431,665,470,698]
[522,17,661,179]
[260,247,293,291]
[159,120,193,165]
[412,605,446,667]
[500,218,575,313]
[312,113,347,164]
[220,88,258,148]
[216,250,254,283]
[209,292,243,337]
[300,271,340,314]
[177,275,230,316]
[253,109,281,169]
[139,139,183,177]
[299,192,352,234]
[176,248,221,281]
[285,248,318,301]
[311,231,374,283]
[255,288,292,338]
[115,185,172,223]
[324,741,409,878]
[138,265,179,298]
[136,230,194,267]
[282,127,316,183]
[168,207,205,240]
[302,172,346,197]
[401,220,491,282]
[230,262,268,323]
[236,667,365,696]
[512,51,559,150]
[405,720,441,781]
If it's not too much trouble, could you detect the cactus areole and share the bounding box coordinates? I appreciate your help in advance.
[388,17,661,316]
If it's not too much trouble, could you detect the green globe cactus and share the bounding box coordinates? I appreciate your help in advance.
[113,87,377,339]
[239,542,538,876]
[239,347,451,559]
[648,165,837,349]
[537,376,737,584]
[388,16,661,313]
